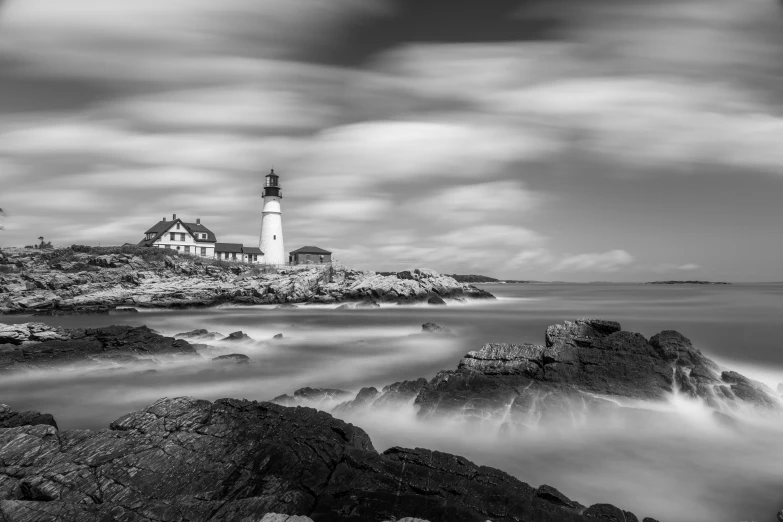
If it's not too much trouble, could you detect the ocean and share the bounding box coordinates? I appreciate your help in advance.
[3,282,783,521]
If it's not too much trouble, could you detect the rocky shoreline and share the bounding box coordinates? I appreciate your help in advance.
[0,247,494,315]
[2,309,780,520]
[0,397,658,522]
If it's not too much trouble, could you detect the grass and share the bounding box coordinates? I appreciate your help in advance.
[42,245,274,273]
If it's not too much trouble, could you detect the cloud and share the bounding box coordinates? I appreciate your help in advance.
[653,263,702,272]
[553,250,635,273]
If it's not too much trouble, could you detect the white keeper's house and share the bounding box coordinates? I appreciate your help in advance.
[138,214,219,257]
[138,214,266,264]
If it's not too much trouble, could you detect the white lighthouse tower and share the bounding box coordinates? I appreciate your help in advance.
[259,169,285,265]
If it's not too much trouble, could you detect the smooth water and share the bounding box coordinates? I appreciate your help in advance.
[4,283,783,521]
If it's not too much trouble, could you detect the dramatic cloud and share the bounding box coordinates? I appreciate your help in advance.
[1,0,782,280]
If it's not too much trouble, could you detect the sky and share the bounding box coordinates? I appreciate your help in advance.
[1,0,782,281]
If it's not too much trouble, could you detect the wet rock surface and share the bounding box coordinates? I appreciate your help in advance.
[413,319,779,425]
[0,404,57,429]
[279,319,780,428]
[0,248,493,314]
[0,397,647,522]
[0,323,198,372]
[420,322,455,336]
[175,328,225,341]
[211,353,250,364]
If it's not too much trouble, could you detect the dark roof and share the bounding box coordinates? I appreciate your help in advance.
[183,222,217,243]
[242,247,263,255]
[290,246,332,255]
[215,242,244,253]
[141,218,217,246]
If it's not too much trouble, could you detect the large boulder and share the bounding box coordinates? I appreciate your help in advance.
[413,319,780,427]
[0,397,647,522]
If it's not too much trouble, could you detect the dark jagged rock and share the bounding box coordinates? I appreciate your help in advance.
[421,322,454,336]
[0,324,198,372]
[412,319,780,426]
[109,307,139,314]
[427,295,446,305]
[333,387,379,414]
[221,330,254,342]
[175,328,225,341]
[356,298,381,308]
[273,333,284,339]
[0,396,644,521]
[0,404,57,429]
[211,353,250,364]
[273,388,354,408]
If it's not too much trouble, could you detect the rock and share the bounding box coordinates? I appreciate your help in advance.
[0,322,70,345]
[175,328,225,341]
[333,387,379,414]
[0,396,646,521]
[109,307,139,314]
[411,319,780,427]
[275,303,299,309]
[427,295,446,305]
[0,325,198,373]
[221,331,254,342]
[0,404,57,429]
[272,333,283,339]
[421,322,455,336]
[356,299,380,309]
[211,353,250,364]
[260,516,314,522]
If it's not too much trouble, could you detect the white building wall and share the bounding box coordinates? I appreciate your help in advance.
[149,221,215,257]
[259,196,285,265]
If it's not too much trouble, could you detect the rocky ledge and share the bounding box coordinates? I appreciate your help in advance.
[0,398,657,522]
[276,319,780,428]
[0,322,198,372]
[0,247,493,314]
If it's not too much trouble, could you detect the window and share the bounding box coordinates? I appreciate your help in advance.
[201,247,206,256]
[176,223,180,230]
[180,233,185,241]
[184,246,190,253]
[273,235,276,240]
[231,253,237,260]
[165,245,171,249]
[203,233,207,239]
[253,255,257,261]
[170,233,175,240]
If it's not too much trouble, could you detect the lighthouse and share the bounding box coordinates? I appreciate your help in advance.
[259,169,285,265]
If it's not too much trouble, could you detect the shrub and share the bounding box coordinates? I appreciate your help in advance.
[71,244,92,253]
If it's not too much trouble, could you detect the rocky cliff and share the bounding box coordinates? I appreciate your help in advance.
[0,247,493,314]
[276,319,781,428]
[0,398,655,522]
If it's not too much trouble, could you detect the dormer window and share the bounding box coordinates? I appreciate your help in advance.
[176,223,181,230]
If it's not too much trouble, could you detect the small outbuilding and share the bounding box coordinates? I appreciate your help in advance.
[214,243,244,261]
[289,246,332,265]
[242,246,264,264]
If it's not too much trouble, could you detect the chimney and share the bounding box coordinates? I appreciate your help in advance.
[173,213,177,220]
[163,217,166,222]
[196,218,201,224]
